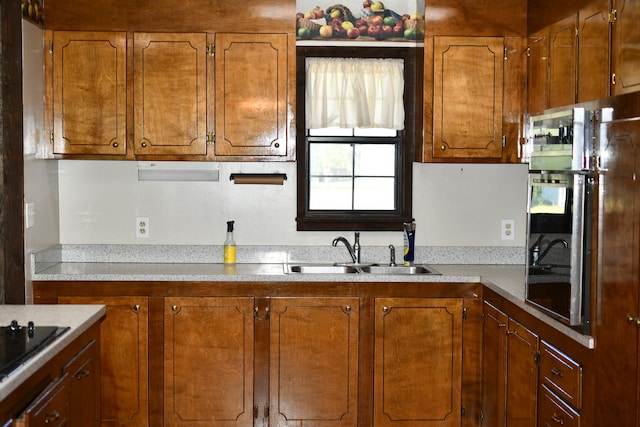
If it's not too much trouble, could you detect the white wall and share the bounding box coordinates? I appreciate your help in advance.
[57,160,529,248]
[23,21,60,302]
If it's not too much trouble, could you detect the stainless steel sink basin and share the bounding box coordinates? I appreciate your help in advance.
[359,265,440,275]
[287,264,359,274]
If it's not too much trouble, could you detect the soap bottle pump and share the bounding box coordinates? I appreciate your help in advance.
[224,221,236,265]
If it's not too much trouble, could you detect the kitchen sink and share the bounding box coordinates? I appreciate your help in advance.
[359,265,440,275]
[285,264,440,275]
[286,264,360,274]
[528,264,571,276]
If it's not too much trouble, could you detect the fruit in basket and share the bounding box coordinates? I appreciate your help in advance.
[298,27,312,38]
[304,10,315,19]
[370,15,383,26]
[410,12,423,21]
[347,28,360,39]
[358,23,369,36]
[404,28,417,39]
[371,1,384,11]
[341,21,354,30]
[393,22,404,37]
[362,0,371,8]
[383,16,396,26]
[330,8,342,18]
[313,6,325,18]
[368,24,384,39]
[319,25,334,38]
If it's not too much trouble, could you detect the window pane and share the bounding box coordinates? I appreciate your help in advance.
[309,143,353,176]
[354,177,395,209]
[309,177,353,209]
[309,127,354,136]
[355,144,395,176]
[354,128,397,137]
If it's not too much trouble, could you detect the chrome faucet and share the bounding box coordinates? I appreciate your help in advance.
[332,232,361,264]
[388,244,397,266]
[537,238,568,265]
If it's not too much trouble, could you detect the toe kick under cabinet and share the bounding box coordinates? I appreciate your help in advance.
[33,280,483,427]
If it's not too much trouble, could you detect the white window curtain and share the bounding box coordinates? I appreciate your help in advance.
[305,57,405,130]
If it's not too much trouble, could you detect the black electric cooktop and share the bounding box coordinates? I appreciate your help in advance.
[0,320,69,382]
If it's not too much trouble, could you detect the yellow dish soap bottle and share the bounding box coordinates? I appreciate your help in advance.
[224,221,236,265]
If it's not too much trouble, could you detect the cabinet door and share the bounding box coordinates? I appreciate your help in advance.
[269,297,359,427]
[549,15,578,109]
[50,31,127,156]
[59,296,148,427]
[527,28,550,116]
[214,33,288,157]
[164,297,254,427]
[374,298,463,427]
[433,37,504,159]
[594,117,640,425]
[481,301,508,427]
[133,33,208,156]
[577,0,611,102]
[64,339,100,427]
[505,318,539,427]
[612,0,640,95]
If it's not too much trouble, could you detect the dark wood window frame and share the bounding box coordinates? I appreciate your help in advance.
[296,46,423,231]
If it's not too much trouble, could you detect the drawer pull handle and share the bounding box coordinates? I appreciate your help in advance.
[44,410,60,423]
[550,367,564,377]
[75,369,91,380]
[551,413,564,424]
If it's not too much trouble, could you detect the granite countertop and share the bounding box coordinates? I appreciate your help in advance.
[29,244,594,348]
[0,304,106,401]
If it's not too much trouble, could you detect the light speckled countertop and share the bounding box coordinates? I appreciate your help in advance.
[0,304,106,401]
[30,244,593,348]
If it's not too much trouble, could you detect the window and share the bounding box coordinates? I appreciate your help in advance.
[296,47,422,231]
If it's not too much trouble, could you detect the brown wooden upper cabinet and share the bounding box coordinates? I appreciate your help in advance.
[527,0,640,113]
[432,36,505,160]
[527,28,550,116]
[214,33,289,158]
[133,33,208,157]
[48,31,127,156]
[46,31,293,161]
[611,0,640,95]
[549,15,578,109]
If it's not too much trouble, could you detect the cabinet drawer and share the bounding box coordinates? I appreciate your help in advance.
[538,384,580,427]
[14,374,70,427]
[539,340,582,409]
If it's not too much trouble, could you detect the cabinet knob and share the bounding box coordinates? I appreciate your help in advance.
[345,305,352,312]
[274,142,280,148]
[44,410,61,423]
[112,142,119,148]
[441,145,446,151]
[141,142,147,148]
[132,304,141,312]
[626,314,640,325]
[75,369,91,380]
[551,412,564,424]
[550,367,564,377]
[172,305,179,312]
[382,306,389,312]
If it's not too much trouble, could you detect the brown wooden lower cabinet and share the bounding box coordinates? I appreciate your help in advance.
[34,281,482,427]
[58,296,149,427]
[374,298,463,427]
[481,298,589,427]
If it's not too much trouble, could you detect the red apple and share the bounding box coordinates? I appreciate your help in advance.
[358,24,369,36]
[362,0,371,8]
[347,28,361,39]
[331,17,343,25]
[296,12,304,21]
[355,18,367,27]
[392,22,404,37]
[313,6,324,19]
[332,25,346,37]
[401,14,410,22]
[370,15,383,27]
[382,24,393,37]
[368,25,384,39]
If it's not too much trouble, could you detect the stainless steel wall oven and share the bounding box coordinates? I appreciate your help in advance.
[525,108,593,333]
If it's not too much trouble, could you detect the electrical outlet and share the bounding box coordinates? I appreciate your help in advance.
[501,219,515,240]
[136,217,149,238]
